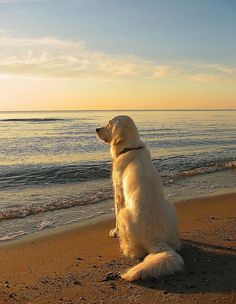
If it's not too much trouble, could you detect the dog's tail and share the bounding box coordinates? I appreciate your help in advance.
[121,244,184,281]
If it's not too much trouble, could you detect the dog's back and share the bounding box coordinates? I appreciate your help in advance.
[116,147,180,252]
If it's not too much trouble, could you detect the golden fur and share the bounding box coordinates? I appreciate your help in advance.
[96,115,184,281]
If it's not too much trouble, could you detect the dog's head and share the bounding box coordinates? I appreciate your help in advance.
[96,115,139,145]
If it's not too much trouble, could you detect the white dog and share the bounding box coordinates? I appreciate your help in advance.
[96,115,184,281]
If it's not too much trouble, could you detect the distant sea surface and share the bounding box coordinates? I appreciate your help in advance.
[0,110,235,241]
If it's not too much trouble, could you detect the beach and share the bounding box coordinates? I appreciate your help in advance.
[1,1,236,303]
[0,191,235,304]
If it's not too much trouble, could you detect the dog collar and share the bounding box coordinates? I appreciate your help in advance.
[119,146,144,156]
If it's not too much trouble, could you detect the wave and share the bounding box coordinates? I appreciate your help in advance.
[174,160,236,179]
[0,162,112,189]
[0,230,27,241]
[0,118,65,122]
[0,159,235,221]
[0,157,235,190]
[0,188,113,221]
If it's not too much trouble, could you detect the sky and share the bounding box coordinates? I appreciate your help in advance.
[0,0,235,110]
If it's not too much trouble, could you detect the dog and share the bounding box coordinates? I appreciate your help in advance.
[96,115,184,281]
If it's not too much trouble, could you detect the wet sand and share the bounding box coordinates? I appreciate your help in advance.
[0,192,235,304]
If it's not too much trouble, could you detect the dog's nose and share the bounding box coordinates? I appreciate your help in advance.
[96,128,101,133]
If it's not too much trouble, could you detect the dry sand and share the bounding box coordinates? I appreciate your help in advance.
[0,192,235,304]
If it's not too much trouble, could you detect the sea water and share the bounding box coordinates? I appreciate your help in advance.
[0,110,235,241]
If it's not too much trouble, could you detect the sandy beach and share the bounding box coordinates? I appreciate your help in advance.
[0,191,235,304]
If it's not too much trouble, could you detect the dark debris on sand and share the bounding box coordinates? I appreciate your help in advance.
[100,272,120,282]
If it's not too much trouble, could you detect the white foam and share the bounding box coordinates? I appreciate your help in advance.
[0,230,27,242]
[38,220,55,231]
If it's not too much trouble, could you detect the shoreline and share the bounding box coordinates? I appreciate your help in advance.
[0,191,235,303]
[1,189,236,248]
[0,213,115,248]
[1,166,235,244]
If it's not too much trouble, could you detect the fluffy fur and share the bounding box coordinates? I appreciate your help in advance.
[96,115,184,281]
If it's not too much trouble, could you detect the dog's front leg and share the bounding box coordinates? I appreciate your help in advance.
[110,183,124,238]
[109,199,119,238]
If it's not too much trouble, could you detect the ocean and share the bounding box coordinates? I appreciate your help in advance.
[0,110,235,242]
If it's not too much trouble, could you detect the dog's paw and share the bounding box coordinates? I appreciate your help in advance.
[109,228,118,238]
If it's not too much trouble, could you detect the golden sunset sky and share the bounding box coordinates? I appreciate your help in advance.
[0,0,235,110]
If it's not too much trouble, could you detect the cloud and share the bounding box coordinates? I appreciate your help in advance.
[151,61,236,84]
[0,32,235,83]
[0,28,10,33]
[151,65,180,79]
[0,35,84,48]
[0,34,138,79]
[175,62,236,84]
[0,0,48,3]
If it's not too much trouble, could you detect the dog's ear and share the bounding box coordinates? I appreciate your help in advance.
[112,120,124,145]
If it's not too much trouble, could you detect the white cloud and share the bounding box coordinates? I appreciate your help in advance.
[0,28,10,33]
[151,65,180,79]
[0,33,140,79]
[0,35,83,48]
[150,61,236,84]
[0,0,48,3]
[0,32,235,83]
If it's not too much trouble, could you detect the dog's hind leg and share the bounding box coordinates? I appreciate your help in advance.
[118,208,146,259]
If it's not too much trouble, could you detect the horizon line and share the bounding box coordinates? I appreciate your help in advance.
[0,108,236,113]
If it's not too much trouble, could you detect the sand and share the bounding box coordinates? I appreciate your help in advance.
[0,191,235,304]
